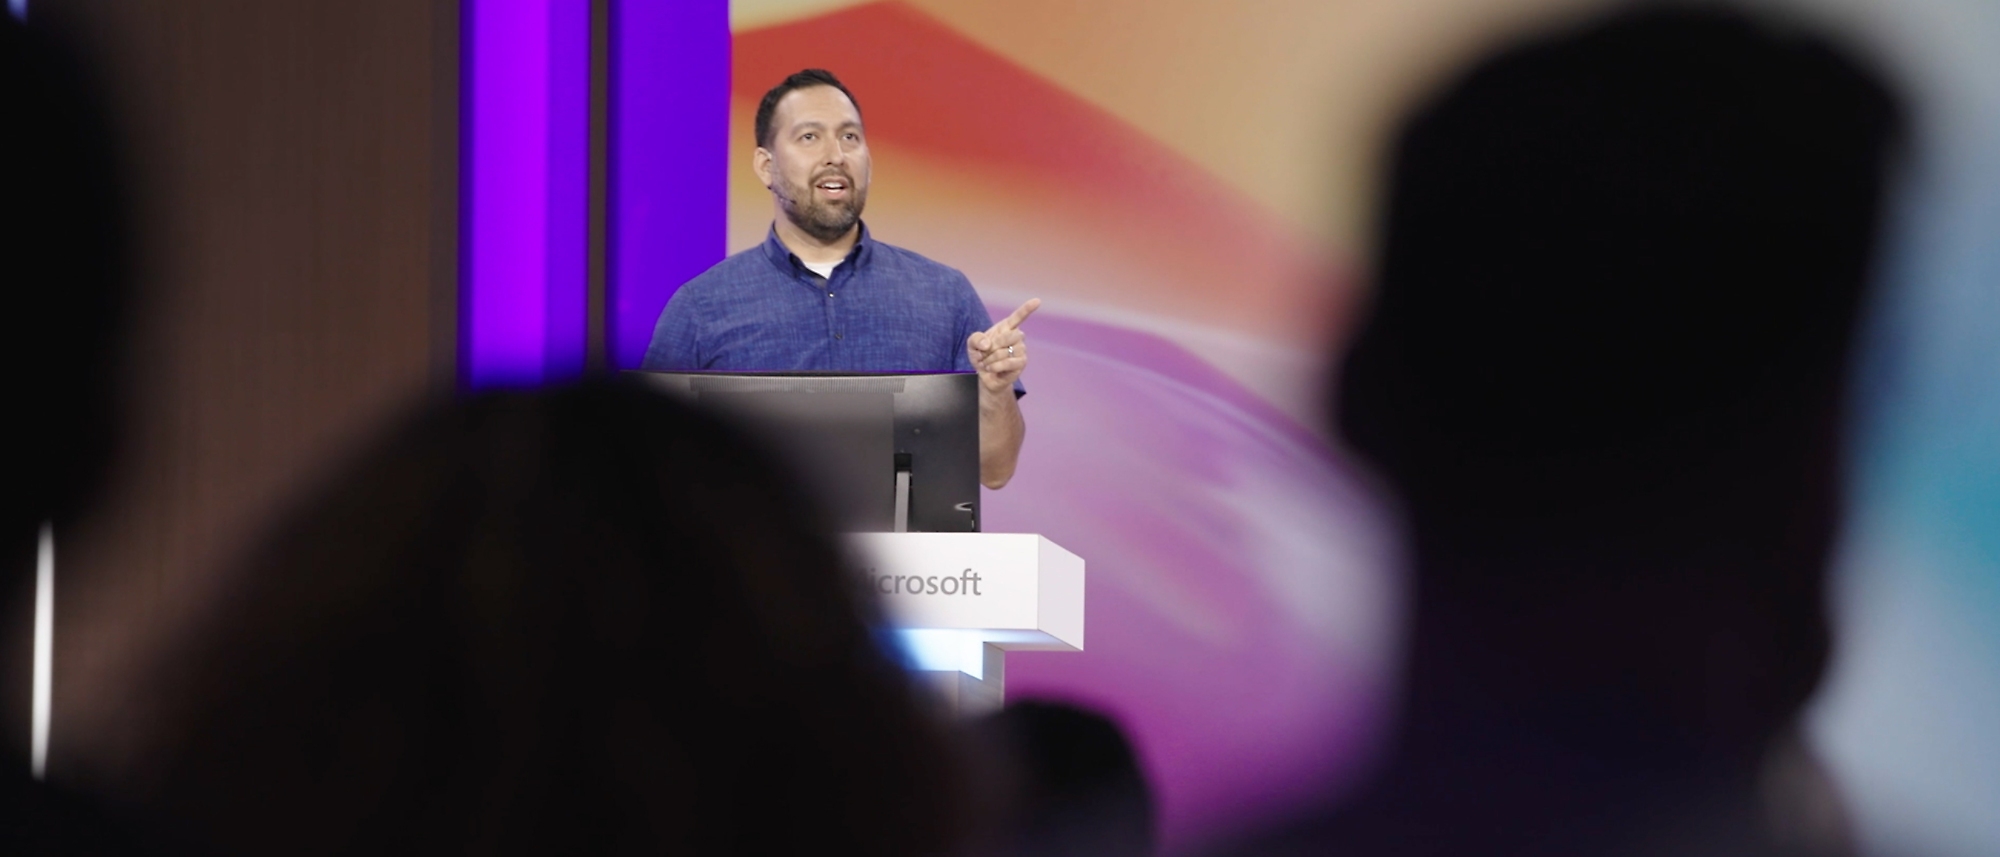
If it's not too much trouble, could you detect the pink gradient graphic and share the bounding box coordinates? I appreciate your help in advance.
[981,310,1398,844]
[732,4,1397,848]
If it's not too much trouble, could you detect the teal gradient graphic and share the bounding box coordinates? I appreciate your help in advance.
[1808,2,2000,855]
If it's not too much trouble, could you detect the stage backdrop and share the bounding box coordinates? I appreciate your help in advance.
[458,1,2000,852]
[704,0,1585,845]
[713,4,2000,852]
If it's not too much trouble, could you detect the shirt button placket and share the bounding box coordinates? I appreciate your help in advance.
[826,284,843,356]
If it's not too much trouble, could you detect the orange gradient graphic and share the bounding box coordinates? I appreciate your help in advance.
[729,2,1352,415]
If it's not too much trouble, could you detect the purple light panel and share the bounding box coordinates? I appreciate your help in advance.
[609,0,730,369]
[463,0,590,388]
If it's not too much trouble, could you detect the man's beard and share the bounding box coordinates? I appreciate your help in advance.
[777,170,866,242]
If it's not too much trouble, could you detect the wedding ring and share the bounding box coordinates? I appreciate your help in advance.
[1007,345,1016,355]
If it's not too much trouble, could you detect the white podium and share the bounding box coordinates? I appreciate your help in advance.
[846,533,1084,716]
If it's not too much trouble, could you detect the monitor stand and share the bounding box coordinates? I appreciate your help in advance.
[893,452,912,533]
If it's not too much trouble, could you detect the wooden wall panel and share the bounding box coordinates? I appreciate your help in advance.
[31,0,457,774]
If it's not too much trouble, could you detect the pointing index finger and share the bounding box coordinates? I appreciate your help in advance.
[993,298,1042,334]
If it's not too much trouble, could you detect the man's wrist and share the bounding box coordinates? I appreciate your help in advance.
[977,381,1016,411]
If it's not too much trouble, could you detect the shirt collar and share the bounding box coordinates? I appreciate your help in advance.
[761,222,874,275]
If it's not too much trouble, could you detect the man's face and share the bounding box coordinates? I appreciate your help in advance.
[757,85,871,243]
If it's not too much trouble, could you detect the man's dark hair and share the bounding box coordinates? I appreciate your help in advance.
[754,68,861,150]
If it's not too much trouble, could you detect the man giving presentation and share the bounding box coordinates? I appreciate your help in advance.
[643,68,1037,489]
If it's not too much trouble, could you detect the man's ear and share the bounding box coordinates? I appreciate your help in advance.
[752,148,773,188]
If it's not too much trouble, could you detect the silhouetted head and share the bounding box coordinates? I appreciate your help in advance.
[0,16,130,561]
[974,701,1154,857]
[124,381,968,856]
[0,19,131,779]
[1337,7,1900,765]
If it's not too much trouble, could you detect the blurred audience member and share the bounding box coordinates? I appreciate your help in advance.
[1231,7,1901,857]
[109,382,968,856]
[973,700,1154,857]
[0,14,129,546]
[0,12,160,855]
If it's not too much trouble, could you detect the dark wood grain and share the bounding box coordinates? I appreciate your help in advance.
[32,0,457,775]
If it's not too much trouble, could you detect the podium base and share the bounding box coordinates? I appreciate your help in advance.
[913,643,1006,717]
[852,533,1083,718]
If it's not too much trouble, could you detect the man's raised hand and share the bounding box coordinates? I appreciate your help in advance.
[966,298,1041,393]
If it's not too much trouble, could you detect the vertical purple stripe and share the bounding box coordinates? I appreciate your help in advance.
[543,0,590,379]
[464,0,589,388]
[609,0,731,369]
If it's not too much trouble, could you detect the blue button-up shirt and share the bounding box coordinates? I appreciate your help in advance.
[643,225,1015,393]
